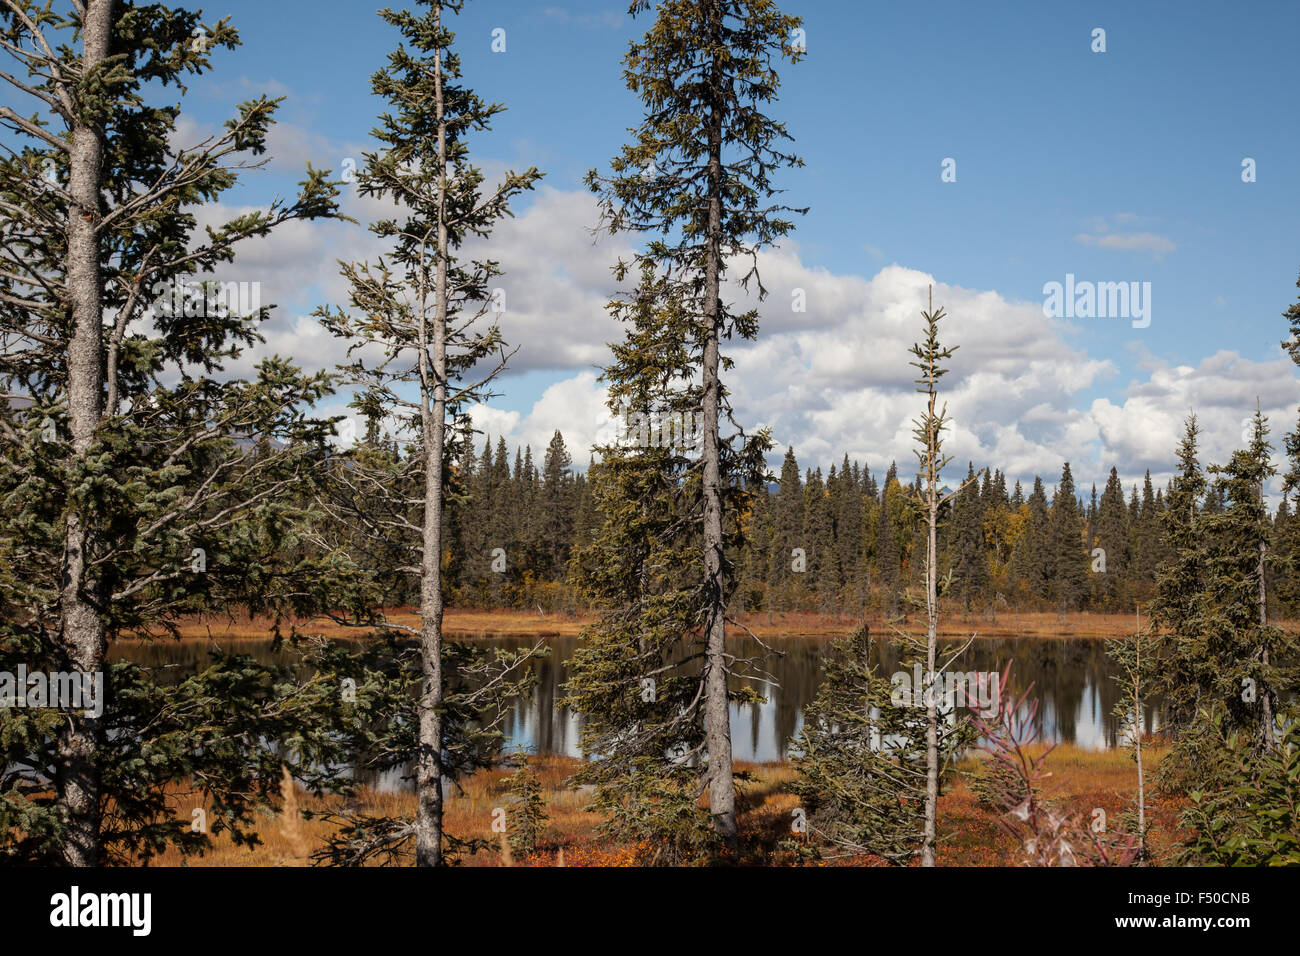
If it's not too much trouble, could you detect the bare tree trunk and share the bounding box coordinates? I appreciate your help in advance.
[415,16,449,867]
[56,0,113,867]
[701,2,736,848]
[922,454,939,867]
[1133,634,1146,862]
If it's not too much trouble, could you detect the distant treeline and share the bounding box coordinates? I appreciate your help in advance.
[345,429,1300,620]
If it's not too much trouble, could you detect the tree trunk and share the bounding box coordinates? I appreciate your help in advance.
[922,463,939,867]
[1257,507,1274,753]
[701,2,736,848]
[1133,636,1146,862]
[415,18,449,867]
[56,0,113,867]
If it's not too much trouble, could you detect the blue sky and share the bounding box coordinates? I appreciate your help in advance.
[175,0,1300,493]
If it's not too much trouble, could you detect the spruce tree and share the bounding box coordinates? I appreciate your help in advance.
[1106,623,1154,860]
[539,430,575,577]
[1271,497,1300,617]
[0,0,356,865]
[490,436,513,599]
[1281,267,1300,610]
[791,626,928,862]
[1152,412,1299,785]
[768,447,804,610]
[951,462,989,618]
[1282,266,1300,366]
[1128,470,1163,597]
[1094,466,1131,611]
[1198,408,1293,754]
[877,462,902,616]
[1149,417,1207,753]
[904,289,973,866]
[1049,463,1088,613]
[506,753,548,858]
[585,0,805,848]
[567,267,759,860]
[803,466,838,611]
[1012,477,1051,601]
[735,470,773,617]
[315,0,541,866]
[833,455,866,612]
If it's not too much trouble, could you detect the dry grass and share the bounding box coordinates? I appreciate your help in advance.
[937,741,1181,865]
[148,745,1174,867]
[144,754,602,867]
[131,607,1218,644]
[732,610,1153,640]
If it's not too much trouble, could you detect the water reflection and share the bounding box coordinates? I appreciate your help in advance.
[497,636,1162,761]
[111,634,1162,766]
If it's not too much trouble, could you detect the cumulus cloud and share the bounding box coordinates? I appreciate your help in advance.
[1088,351,1299,491]
[453,226,1298,497]
[187,180,1295,498]
[467,371,611,461]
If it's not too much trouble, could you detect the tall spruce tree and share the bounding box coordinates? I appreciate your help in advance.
[585,0,804,846]
[769,446,804,609]
[803,466,838,611]
[904,289,972,867]
[1282,266,1300,366]
[751,473,778,616]
[950,462,988,618]
[315,0,541,866]
[1150,417,1207,756]
[833,454,866,609]
[1049,463,1088,613]
[0,0,361,865]
[1012,477,1051,601]
[1281,268,1300,606]
[1199,408,1293,754]
[539,430,575,577]
[1152,412,1298,785]
[567,266,763,860]
[1093,466,1131,610]
[877,462,902,616]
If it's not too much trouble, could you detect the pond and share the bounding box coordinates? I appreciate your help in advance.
[111,632,1160,768]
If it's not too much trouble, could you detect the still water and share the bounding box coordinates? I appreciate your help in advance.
[112,633,1159,764]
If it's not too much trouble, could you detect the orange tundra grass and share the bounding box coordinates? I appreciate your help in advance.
[136,607,1208,643]
[139,746,1180,866]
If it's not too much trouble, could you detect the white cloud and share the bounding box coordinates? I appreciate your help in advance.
[451,225,1298,497]
[467,371,609,461]
[185,181,1295,497]
[1075,215,1175,258]
[1076,231,1177,256]
[1088,351,1299,494]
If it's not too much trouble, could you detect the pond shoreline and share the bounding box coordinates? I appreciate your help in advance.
[125,608,1201,644]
